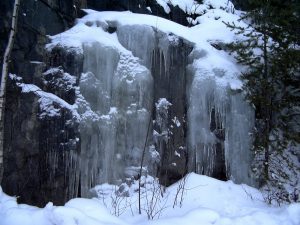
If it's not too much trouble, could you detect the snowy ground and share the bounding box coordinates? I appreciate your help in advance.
[1,173,300,225]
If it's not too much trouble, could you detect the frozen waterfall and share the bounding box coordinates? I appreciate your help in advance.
[76,23,193,194]
[51,13,258,196]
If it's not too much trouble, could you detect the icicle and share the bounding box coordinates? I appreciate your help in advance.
[117,25,155,68]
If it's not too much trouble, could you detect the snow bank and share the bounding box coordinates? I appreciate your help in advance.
[1,174,300,225]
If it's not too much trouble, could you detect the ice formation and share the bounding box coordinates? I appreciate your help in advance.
[77,41,153,195]
[187,54,255,185]
[46,2,257,196]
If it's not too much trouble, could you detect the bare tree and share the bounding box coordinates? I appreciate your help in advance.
[138,115,152,214]
[172,174,188,208]
[144,178,168,220]
[0,0,21,182]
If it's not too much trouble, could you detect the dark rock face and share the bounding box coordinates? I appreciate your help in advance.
[209,108,226,180]
[1,0,85,206]
[3,80,41,204]
[2,47,82,206]
[3,75,80,205]
[11,0,85,83]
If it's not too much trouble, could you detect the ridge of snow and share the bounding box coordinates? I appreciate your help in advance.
[9,74,79,119]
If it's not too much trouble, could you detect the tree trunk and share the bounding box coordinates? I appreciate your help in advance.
[262,17,270,181]
[0,0,21,182]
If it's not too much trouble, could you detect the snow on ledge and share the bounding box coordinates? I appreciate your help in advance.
[9,74,79,119]
[47,4,246,90]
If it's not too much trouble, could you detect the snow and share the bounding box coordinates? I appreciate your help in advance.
[174,150,181,157]
[155,0,234,15]
[172,116,181,127]
[146,7,152,13]
[29,61,43,64]
[203,0,235,12]
[1,174,300,225]
[47,4,246,90]
[155,98,172,110]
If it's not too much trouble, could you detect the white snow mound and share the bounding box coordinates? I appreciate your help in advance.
[1,174,300,225]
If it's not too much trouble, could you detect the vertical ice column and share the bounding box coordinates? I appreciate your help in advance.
[112,52,153,178]
[82,42,120,113]
[78,41,153,196]
[225,92,256,186]
[79,42,120,195]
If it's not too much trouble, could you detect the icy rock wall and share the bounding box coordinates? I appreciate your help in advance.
[76,24,193,194]
[42,20,256,199]
[77,22,256,191]
[187,49,256,185]
[118,25,192,185]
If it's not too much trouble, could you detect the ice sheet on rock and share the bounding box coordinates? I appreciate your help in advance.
[188,76,227,176]
[225,93,255,186]
[82,42,120,114]
[117,25,155,68]
[74,10,244,88]
[187,53,255,184]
